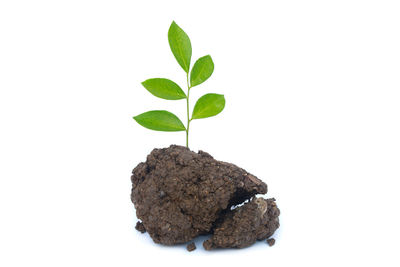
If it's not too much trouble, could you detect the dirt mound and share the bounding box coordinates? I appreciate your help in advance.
[131,145,279,248]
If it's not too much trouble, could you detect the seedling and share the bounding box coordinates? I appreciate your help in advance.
[133,21,225,148]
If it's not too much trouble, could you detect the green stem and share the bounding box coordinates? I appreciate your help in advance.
[186,72,191,148]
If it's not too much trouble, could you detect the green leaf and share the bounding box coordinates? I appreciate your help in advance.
[192,93,225,120]
[168,21,192,73]
[190,55,214,87]
[134,110,186,132]
[142,78,186,100]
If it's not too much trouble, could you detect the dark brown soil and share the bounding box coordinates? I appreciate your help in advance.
[135,221,146,233]
[186,242,196,252]
[267,238,276,247]
[131,145,279,249]
[203,197,280,250]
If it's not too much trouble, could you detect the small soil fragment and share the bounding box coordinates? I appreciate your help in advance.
[186,242,196,252]
[131,145,268,245]
[267,238,275,247]
[135,221,146,234]
[203,197,280,250]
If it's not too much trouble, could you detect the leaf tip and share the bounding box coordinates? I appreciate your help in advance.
[169,21,178,30]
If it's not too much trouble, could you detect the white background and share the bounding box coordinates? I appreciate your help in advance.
[1,0,399,266]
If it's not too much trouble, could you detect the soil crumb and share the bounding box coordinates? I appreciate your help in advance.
[131,145,279,248]
[135,221,146,233]
[267,238,276,247]
[186,242,196,252]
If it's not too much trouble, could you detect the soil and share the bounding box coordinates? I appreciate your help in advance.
[135,221,146,234]
[203,197,279,250]
[131,145,280,249]
[267,238,276,247]
[186,242,196,252]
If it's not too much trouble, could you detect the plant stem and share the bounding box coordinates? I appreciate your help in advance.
[186,72,191,148]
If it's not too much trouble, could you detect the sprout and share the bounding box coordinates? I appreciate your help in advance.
[134,21,225,148]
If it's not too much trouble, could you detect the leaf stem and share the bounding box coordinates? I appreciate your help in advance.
[186,72,191,148]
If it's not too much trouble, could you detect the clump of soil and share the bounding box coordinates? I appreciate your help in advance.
[267,238,276,247]
[186,242,196,252]
[135,221,146,234]
[203,197,280,250]
[131,145,279,249]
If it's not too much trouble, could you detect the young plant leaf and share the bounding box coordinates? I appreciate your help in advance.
[134,110,186,131]
[190,55,214,87]
[191,93,225,120]
[168,21,192,73]
[142,78,186,100]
